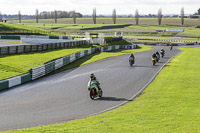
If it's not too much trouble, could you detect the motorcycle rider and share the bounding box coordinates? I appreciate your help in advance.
[129,53,135,64]
[160,48,165,57]
[152,53,157,65]
[156,51,160,62]
[170,43,173,50]
[88,73,101,91]
[152,53,156,58]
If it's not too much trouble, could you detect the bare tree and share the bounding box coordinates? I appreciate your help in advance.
[135,9,139,25]
[181,7,184,25]
[18,10,22,23]
[92,8,96,24]
[73,10,76,24]
[0,12,2,22]
[158,8,162,26]
[54,10,57,23]
[36,9,39,23]
[112,9,116,24]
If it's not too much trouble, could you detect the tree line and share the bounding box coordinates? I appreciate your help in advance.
[92,8,185,26]
[0,8,186,25]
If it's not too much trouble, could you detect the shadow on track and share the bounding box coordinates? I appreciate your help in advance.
[97,97,131,102]
[132,65,154,68]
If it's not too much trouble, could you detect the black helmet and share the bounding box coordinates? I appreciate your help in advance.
[90,73,95,80]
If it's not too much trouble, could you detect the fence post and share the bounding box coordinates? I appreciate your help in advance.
[37,45,39,52]
[30,45,32,52]
[23,45,26,53]
[16,46,19,54]
[51,43,53,50]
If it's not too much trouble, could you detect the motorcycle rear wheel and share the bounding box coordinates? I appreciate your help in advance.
[153,60,156,66]
[99,90,103,97]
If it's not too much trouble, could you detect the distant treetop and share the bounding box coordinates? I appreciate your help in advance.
[40,10,83,19]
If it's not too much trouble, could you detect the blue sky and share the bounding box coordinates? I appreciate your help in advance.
[1,0,199,15]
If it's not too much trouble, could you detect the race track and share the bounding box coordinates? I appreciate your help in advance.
[0,46,181,131]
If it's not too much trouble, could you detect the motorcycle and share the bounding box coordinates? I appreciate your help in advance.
[152,57,156,66]
[160,50,165,58]
[88,81,102,100]
[170,45,173,50]
[156,54,160,62]
[129,59,134,66]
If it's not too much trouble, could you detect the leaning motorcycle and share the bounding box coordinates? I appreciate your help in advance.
[170,45,173,50]
[152,57,156,66]
[88,81,102,100]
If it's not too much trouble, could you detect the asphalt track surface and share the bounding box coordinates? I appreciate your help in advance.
[0,46,181,131]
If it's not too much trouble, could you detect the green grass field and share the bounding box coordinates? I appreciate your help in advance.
[10,18,200,26]
[14,18,200,37]
[0,23,40,31]
[0,47,89,80]
[2,18,200,37]
[3,46,200,133]
[2,40,25,44]
[0,22,61,36]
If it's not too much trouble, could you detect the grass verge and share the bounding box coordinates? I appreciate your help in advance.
[0,23,61,36]
[3,47,200,133]
[2,40,25,44]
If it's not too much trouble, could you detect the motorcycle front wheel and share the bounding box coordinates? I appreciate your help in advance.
[90,90,95,100]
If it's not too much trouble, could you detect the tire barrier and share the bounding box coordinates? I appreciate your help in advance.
[149,38,199,44]
[124,38,200,45]
[0,44,137,90]
[30,48,96,80]
[0,35,21,40]
[0,35,73,40]
[0,40,88,55]
[101,44,137,52]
